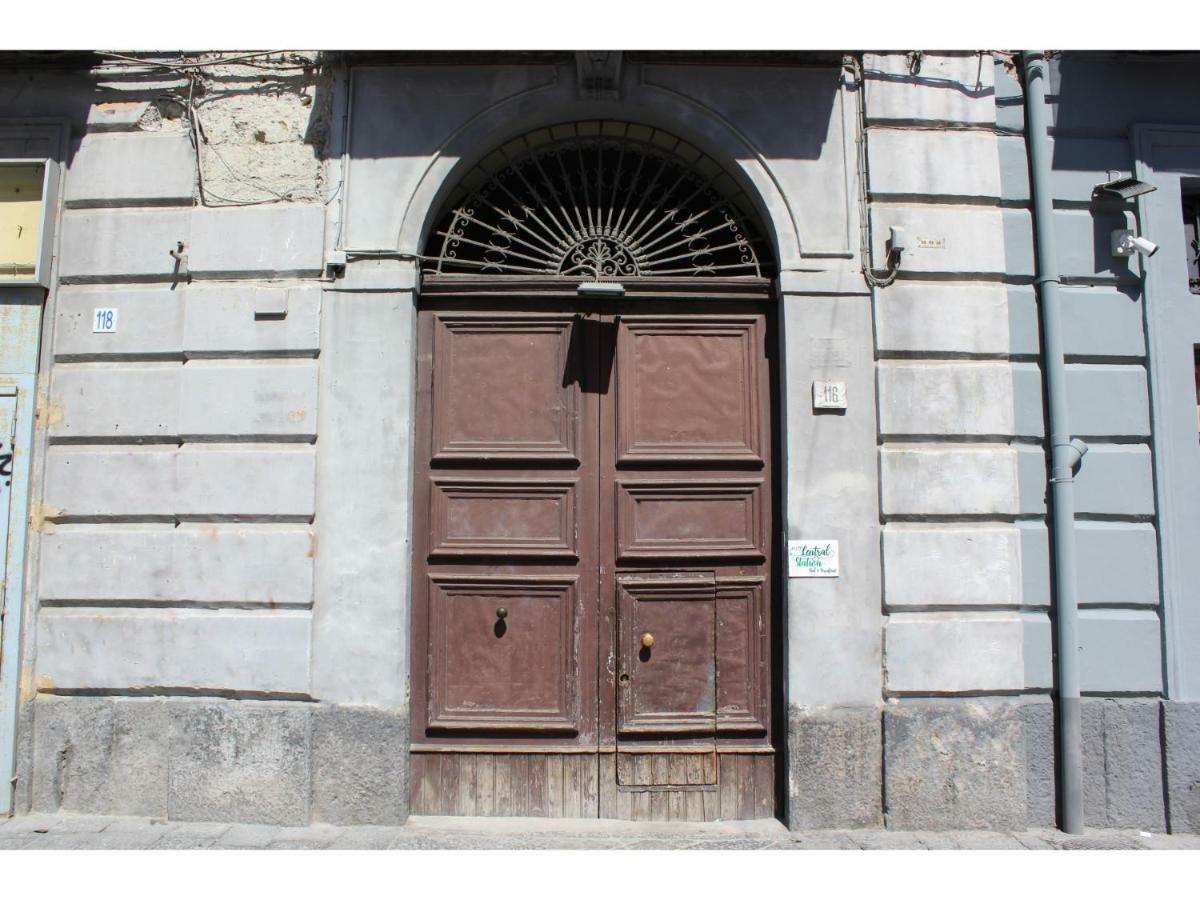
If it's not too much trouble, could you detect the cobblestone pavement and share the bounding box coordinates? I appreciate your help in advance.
[1,813,1199,850]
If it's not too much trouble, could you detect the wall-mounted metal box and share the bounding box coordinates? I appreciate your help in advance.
[0,159,58,287]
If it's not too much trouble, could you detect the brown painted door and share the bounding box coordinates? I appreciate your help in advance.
[412,280,775,820]
[598,303,775,819]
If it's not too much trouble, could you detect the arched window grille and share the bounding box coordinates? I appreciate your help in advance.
[423,121,774,279]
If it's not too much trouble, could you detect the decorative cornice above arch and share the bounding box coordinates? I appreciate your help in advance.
[340,63,843,271]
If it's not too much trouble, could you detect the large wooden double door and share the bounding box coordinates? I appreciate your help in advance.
[411,279,777,820]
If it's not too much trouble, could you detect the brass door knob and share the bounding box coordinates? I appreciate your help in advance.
[641,633,655,649]
[496,607,508,619]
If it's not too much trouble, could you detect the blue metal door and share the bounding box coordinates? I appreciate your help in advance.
[1,388,22,816]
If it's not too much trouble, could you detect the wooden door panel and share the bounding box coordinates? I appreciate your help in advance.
[615,317,762,464]
[615,479,765,560]
[427,575,580,732]
[716,578,769,733]
[415,303,599,755]
[431,315,578,462]
[603,300,774,811]
[617,578,716,735]
[429,478,578,558]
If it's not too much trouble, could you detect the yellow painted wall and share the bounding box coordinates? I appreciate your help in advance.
[0,163,45,279]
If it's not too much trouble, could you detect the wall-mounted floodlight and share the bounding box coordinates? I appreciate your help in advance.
[577,281,626,297]
[1093,176,1158,201]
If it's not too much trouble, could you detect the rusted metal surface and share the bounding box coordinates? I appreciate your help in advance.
[411,280,777,819]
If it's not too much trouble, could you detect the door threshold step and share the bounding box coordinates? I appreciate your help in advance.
[407,815,788,837]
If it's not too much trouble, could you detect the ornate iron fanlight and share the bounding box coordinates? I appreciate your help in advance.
[424,121,772,278]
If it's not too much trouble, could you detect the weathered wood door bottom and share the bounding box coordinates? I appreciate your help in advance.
[411,750,774,821]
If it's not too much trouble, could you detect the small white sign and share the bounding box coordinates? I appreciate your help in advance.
[788,540,839,578]
[812,380,847,410]
[917,236,946,250]
[92,308,118,333]
[810,336,850,368]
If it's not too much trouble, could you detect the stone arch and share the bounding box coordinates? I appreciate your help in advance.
[397,93,803,272]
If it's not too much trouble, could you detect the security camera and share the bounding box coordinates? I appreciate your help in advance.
[1128,235,1159,257]
[1112,229,1159,258]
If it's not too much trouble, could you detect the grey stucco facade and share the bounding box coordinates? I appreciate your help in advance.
[0,50,1196,832]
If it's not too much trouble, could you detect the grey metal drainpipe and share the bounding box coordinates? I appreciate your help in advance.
[1023,50,1087,835]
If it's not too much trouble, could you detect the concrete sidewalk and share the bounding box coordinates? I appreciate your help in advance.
[1,813,1198,850]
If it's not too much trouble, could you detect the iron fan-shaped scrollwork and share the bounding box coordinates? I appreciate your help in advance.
[424,121,772,278]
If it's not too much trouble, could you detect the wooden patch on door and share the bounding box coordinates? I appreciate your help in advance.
[616,751,717,787]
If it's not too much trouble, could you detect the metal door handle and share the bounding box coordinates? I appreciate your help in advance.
[641,633,655,649]
[496,607,508,619]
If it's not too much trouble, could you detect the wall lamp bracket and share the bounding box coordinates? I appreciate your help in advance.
[168,240,190,284]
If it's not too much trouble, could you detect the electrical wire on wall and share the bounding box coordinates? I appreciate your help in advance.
[185,72,308,207]
[96,50,314,73]
[845,53,901,288]
[848,50,993,287]
[96,51,324,208]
